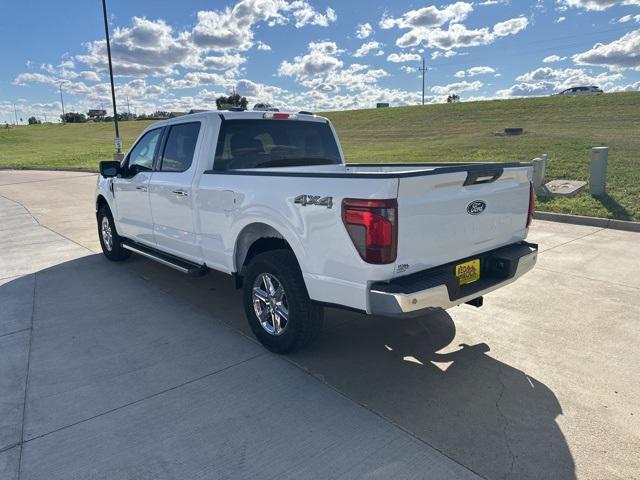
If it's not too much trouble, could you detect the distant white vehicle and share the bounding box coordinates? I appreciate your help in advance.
[253,103,279,112]
[556,86,603,96]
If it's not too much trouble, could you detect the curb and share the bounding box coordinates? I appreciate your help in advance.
[534,211,640,233]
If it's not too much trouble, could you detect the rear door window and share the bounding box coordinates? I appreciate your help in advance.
[160,122,201,172]
[214,119,342,171]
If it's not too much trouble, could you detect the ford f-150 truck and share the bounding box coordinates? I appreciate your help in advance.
[96,110,538,353]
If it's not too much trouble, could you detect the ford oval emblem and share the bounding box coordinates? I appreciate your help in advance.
[467,200,487,215]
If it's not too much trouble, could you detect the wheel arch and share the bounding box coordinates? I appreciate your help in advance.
[96,194,109,214]
[233,222,305,286]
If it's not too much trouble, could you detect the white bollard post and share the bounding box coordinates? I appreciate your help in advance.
[590,147,608,196]
[532,158,545,189]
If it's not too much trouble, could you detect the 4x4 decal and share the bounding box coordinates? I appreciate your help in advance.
[294,194,333,209]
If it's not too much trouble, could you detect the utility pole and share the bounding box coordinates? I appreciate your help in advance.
[13,104,18,125]
[419,57,428,106]
[102,0,123,159]
[126,96,130,116]
[59,83,66,123]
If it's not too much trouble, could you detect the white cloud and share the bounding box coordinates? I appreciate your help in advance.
[191,0,335,52]
[278,41,344,78]
[557,0,640,11]
[387,52,421,63]
[256,41,272,51]
[380,2,528,52]
[291,5,337,28]
[543,54,567,63]
[555,16,567,23]
[163,71,231,90]
[431,50,460,60]
[353,41,384,58]
[380,2,474,30]
[355,23,373,39]
[199,52,246,70]
[616,14,640,23]
[431,80,483,94]
[77,17,193,76]
[493,17,529,37]
[454,66,495,77]
[608,80,640,91]
[394,18,528,50]
[572,30,640,70]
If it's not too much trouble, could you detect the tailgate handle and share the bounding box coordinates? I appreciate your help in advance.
[464,168,503,186]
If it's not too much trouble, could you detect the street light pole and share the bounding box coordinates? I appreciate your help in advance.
[59,83,66,123]
[101,0,123,159]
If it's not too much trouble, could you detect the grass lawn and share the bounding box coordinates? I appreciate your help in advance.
[1,92,639,220]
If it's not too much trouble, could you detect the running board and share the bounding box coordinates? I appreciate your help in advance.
[121,242,208,276]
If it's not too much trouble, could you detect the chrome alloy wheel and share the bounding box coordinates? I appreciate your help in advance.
[101,216,113,252]
[252,273,289,336]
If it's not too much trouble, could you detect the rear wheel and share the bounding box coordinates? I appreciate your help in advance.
[97,205,130,261]
[243,250,323,353]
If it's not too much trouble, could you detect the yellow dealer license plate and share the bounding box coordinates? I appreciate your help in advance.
[456,259,480,286]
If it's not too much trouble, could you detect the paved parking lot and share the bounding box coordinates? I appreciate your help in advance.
[1,170,638,480]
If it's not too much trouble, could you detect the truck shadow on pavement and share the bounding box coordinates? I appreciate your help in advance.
[3,253,576,480]
[299,310,576,480]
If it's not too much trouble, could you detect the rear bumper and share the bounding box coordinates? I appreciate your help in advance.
[369,241,538,317]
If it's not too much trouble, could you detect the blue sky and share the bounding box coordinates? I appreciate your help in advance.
[1,0,639,122]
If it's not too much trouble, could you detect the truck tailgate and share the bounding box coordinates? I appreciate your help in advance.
[395,165,532,276]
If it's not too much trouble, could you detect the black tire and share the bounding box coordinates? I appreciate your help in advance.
[97,205,130,261]
[243,249,323,354]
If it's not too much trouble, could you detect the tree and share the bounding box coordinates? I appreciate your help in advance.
[61,112,87,123]
[151,111,170,119]
[216,93,248,110]
[446,94,460,103]
[116,112,137,121]
[28,116,41,125]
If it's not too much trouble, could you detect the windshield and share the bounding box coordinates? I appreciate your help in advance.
[213,119,342,170]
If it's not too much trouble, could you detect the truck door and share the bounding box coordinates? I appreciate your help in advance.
[148,121,202,262]
[112,127,163,246]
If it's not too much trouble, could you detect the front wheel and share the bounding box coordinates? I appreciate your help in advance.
[97,205,130,261]
[243,250,323,353]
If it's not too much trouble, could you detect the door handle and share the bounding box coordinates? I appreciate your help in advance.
[136,186,148,192]
[172,190,189,197]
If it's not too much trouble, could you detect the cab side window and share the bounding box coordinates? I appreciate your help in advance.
[160,123,201,172]
[126,128,162,175]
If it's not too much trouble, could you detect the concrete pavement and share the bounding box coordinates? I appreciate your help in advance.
[0,170,638,479]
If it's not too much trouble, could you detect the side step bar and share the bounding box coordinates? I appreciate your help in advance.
[121,241,208,276]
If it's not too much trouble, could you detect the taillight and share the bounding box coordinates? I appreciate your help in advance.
[527,181,535,228]
[342,199,398,264]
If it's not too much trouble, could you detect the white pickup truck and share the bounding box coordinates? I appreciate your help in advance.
[96,110,538,353]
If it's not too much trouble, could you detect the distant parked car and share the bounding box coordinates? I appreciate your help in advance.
[253,103,279,112]
[556,86,603,96]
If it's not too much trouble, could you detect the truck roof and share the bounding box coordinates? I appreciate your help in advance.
[147,110,327,130]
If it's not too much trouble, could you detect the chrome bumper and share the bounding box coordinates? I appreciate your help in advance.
[369,242,538,317]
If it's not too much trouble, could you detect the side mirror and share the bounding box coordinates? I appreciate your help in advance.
[99,160,121,178]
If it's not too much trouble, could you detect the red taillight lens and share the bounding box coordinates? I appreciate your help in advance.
[342,199,398,264]
[272,113,290,119]
[527,181,536,228]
